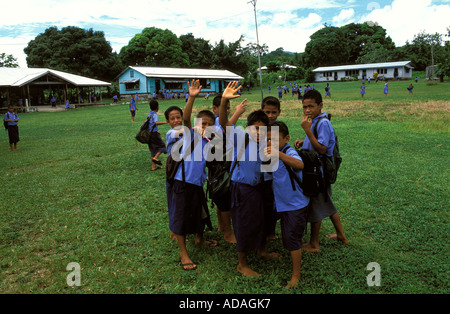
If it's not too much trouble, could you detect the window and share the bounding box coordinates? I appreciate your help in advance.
[323,72,333,77]
[125,81,140,90]
[130,70,134,78]
[199,79,211,89]
[345,70,359,76]
[376,68,387,74]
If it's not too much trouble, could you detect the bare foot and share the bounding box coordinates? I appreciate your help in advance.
[195,239,218,247]
[286,277,300,289]
[258,251,282,260]
[302,242,320,252]
[224,232,237,244]
[325,234,349,244]
[237,265,261,277]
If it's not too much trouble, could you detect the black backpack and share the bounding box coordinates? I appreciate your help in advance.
[135,113,156,144]
[313,114,342,185]
[296,148,324,196]
[206,133,249,203]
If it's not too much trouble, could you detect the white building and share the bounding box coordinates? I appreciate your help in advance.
[313,61,414,82]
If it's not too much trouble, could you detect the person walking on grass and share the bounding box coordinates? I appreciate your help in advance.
[4,105,20,151]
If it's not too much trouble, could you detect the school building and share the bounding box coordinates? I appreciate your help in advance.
[0,67,111,112]
[117,66,244,99]
[313,61,414,82]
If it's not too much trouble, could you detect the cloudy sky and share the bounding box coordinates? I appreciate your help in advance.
[1,0,449,68]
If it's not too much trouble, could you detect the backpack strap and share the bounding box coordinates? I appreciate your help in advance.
[230,133,249,176]
[281,146,302,191]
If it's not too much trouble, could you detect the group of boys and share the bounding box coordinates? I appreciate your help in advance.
[142,80,349,289]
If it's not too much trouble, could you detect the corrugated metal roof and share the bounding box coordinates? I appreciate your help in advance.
[0,67,111,87]
[128,66,244,80]
[313,61,413,72]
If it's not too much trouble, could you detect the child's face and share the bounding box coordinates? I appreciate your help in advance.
[213,104,230,117]
[201,116,215,132]
[262,105,281,124]
[267,131,289,151]
[247,121,267,143]
[302,98,323,119]
[167,110,182,129]
[8,106,14,113]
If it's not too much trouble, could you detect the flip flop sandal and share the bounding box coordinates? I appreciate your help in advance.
[181,262,197,271]
[152,158,163,166]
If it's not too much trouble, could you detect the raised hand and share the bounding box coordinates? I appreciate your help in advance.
[222,81,242,100]
[187,79,202,98]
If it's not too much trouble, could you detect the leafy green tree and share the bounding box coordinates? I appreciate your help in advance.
[0,53,19,67]
[342,22,395,64]
[179,33,214,68]
[303,26,350,68]
[24,26,122,81]
[119,27,189,67]
[401,31,444,71]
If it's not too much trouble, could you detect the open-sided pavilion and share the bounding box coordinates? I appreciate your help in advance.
[0,67,111,112]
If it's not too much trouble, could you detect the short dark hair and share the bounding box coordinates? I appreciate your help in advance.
[197,109,215,122]
[261,96,281,111]
[302,89,323,105]
[212,94,229,108]
[269,121,289,137]
[149,99,159,111]
[164,106,183,120]
[247,110,269,126]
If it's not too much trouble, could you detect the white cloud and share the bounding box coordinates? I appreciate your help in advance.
[332,9,355,26]
[359,0,450,46]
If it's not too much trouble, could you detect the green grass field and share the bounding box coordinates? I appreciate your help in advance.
[1,77,449,294]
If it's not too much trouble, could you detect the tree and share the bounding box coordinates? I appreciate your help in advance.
[401,31,444,71]
[303,26,350,68]
[24,26,122,81]
[179,33,214,68]
[0,53,19,67]
[119,27,189,68]
[342,22,395,64]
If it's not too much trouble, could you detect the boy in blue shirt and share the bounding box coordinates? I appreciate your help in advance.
[219,81,280,277]
[261,96,282,241]
[147,100,168,171]
[130,95,137,122]
[168,80,217,271]
[4,105,20,151]
[265,121,309,289]
[210,95,247,244]
[294,90,348,252]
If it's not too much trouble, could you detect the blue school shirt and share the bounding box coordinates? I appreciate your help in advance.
[174,128,209,187]
[273,144,309,212]
[4,112,19,126]
[302,112,335,157]
[147,111,159,132]
[166,128,183,156]
[130,98,136,111]
[228,126,266,187]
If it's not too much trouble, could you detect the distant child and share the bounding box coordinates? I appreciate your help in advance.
[360,82,366,98]
[324,83,331,98]
[168,80,217,271]
[294,90,348,252]
[210,94,247,244]
[265,121,309,289]
[130,95,137,122]
[407,83,414,95]
[278,86,283,100]
[261,96,282,240]
[4,105,20,151]
[384,81,389,96]
[65,99,71,110]
[219,81,280,277]
[147,100,168,171]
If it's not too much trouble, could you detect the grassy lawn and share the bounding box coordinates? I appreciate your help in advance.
[1,76,449,294]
